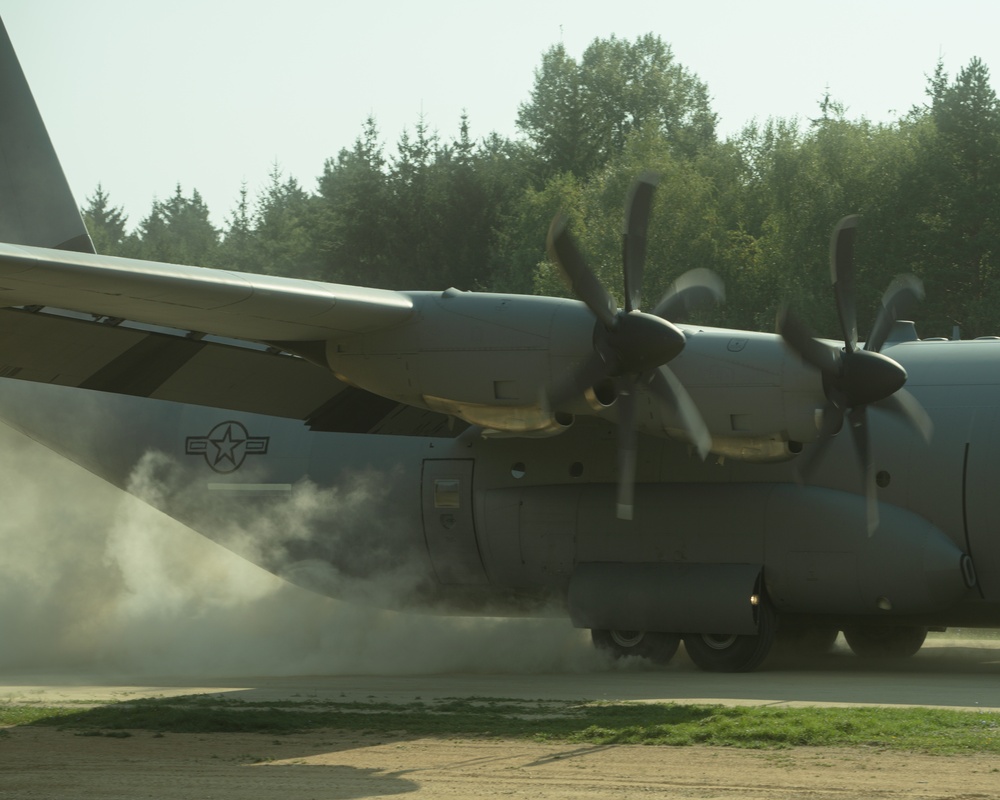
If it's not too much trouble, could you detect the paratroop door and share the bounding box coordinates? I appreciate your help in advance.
[421,459,488,585]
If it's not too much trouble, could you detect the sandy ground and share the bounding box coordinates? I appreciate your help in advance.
[3,638,1000,799]
[2,726,999,799]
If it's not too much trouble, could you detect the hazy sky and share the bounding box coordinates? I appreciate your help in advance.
[5,1,1000,228]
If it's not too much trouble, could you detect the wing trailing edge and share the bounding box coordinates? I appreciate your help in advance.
[0,305,459,437]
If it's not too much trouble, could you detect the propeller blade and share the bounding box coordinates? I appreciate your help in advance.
[652,268,726,322]
[797,403,844,480]
[545,350,611,411]
[846,406,879,536]
[873,388,934,442]
[616,384,638,520]
[622,172,659,313]
[545,174,721,522]
[645,366,712,459]
[830,215,860,353]
[547,212,617,329]
[865,274,925,353]
[789,216,931,539]
[777,306,841,379]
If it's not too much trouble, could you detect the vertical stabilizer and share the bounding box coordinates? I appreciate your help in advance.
[0,19,94,253]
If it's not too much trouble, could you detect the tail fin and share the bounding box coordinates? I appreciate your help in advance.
[0,19,94,253]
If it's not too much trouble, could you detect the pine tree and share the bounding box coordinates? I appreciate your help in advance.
[219,182,257,272]
[80,184,128,255]
[253,162,320,278]
[315,116,390,285]
[131,184,219,266]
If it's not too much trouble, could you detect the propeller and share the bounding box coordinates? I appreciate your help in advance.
[778,215,932,535]
[545,172,724,520]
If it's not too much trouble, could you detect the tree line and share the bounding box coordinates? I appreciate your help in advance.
[82,35,1000,339]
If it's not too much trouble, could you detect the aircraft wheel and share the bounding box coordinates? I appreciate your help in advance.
[843,625,927,658]
[683,602,776,673]
[591,629,680,664]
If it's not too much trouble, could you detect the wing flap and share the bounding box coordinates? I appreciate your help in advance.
[0,307,456,436]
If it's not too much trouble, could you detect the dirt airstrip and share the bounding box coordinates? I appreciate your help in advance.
[3,637,1000,799]
[2,726,1000,799]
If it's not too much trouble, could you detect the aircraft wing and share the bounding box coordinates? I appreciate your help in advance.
[0,242,414,342]
[0,19,412,347]
[0,18,458,437]
[0,303,458,437]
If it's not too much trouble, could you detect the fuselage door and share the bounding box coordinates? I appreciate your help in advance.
[964,407,1000,599]
[421,458,488,585]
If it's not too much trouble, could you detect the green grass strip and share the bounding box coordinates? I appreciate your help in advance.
[0,706,70,727]
[4,696,999,754]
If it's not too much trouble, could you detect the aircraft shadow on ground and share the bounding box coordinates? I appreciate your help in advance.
[760,641,1000,675]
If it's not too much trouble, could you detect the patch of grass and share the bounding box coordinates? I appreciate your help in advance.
[555,704,1000,752]
[0,706,72,726]
[5,696,999,754]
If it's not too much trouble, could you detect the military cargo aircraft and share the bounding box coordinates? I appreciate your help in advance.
[0,20,990,672]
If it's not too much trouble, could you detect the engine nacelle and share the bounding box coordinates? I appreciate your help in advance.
[324,290,829,447]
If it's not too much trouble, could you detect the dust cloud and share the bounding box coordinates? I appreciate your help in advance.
[0,424,608,679]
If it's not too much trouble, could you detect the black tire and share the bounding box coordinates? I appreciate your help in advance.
[591,629,680,664]
[843,625,927,659]
[682,602,776,673]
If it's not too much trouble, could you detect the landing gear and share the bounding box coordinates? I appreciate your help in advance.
[682,602,776,673]
[591,629,680,664]
[843,625,927,658]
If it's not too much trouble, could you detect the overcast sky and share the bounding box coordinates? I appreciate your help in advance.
[5,1,1000,229]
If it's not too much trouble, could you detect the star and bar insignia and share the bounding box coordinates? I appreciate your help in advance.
[185,421,269,473]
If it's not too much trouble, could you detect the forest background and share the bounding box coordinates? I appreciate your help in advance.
[81,34,1000,340]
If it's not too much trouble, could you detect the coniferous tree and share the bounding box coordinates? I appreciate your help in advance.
[315,115,390,285]
[387,116,442,287]
[80,184,128,255]
[219,182,256,272]
[253,163,320,278]
[129,185,219,266]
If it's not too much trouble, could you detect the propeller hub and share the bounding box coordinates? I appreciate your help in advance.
[603,311,686,375]
[837,349,908,408]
